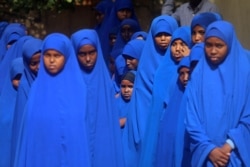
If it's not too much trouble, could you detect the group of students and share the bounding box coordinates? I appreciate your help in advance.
[0,0,250,166]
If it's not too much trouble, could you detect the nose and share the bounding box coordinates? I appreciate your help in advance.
[183,73,189,82]
[49,56,55,63]
[86,55,91,62]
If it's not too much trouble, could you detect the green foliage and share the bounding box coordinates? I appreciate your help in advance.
[6,0,79,13]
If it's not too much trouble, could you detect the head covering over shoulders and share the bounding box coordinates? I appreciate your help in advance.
[11,37,43,163]
[125,15,178,167]
[186,20,250,166]
[139,26,192,166]
[0,57,23,167]
[71,29,124,167]
[14,33,90,167]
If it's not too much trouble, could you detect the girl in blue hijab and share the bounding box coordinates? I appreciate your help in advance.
[139,26,192,167]
[125,15,178,167]
[11,37,42,164]
[191,12,222,45]
[71,29,124,167]
[0,23,26,62]
[155,56,191,167]
[185,20,250,166]
[14,33,90,167]
[0,57,23,167]
[99,0,138,65]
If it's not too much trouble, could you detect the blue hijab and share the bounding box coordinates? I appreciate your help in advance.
[0,35,31,95]
[71,29,124,167]
[99,0,138,63]
[189,42,204,72]
[191,12,222,45]
[139,26,192,167]
[113,39,145,93]
[11,37,42,164]
[125,15,178,167]
[131,31,148,40]
[93,0,113,36]
[0,57,23,167]
[111,18,141,59]
[14,33,90,167]
[155,56,191,167]
[0,21,8,38]
[186,21,250,166]
[0,23,26,63]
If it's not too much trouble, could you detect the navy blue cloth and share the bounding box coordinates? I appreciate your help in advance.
[126,15,178,167]
[186,21,250,166]
[11,37,42,165]
[0,57,23,167]
[139,26,192,167]
[14,33,90,167]
[71,29,124,167]
[111,18,141,59]
[99,0,138,63]
[155,56,191,167]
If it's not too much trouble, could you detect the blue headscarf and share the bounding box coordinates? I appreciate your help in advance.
[125,15,178,167]
[122,39,145,61]
[0,21,8,38]
[0,57,23,167]
[11,37,42,164]
[191,12,222,45]
[189,42,204,73]
[71,29,124,167]
[14,33,90,167]
[185,21,250,166]
[111,18,141,59]
[0,35,31,95]
[113,39,145,93]
[131,31,148,40]
[0,23,26,62]
[98,0,138,64]
[93,0,113,35]
[139,26,192,167]
[155,56,191,167]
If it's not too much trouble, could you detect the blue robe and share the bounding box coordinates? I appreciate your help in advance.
[139,26,192,167]
[155,56,191,167]
[0,57,23,167]
[186,21,250,166]
[11,38,42,165]
[14,33,90,167]
[126,15,178,167]
[71,29,124,167]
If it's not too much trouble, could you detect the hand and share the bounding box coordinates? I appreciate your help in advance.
[208,147,230,167]
[181,45,190,57]
[221,143,232,154]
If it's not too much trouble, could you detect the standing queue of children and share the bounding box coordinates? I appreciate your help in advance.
[0,0,249,166]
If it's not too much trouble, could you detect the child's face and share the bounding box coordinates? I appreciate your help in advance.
[29,53,41,76]
[43,50,65,75]
[205,37,228,65]
[117,8,132,21]
[154,32,171,51]
[171,39,190,63]
[77,44,97,71]
[12,74,22,90]
[121,25,135,42]
[178,67,190,87]
[192,25,205,44]
[120,79,134,101]
[124,55,138,70]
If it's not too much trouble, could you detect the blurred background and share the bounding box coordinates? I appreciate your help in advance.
[0,0,249,49]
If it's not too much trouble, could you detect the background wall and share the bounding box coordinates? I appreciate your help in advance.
[213,0,250,49]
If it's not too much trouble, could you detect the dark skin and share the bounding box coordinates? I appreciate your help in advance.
[209,143,232,167]
[189,0,202,9]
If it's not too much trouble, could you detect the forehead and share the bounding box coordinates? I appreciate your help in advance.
[44,49,62,55]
